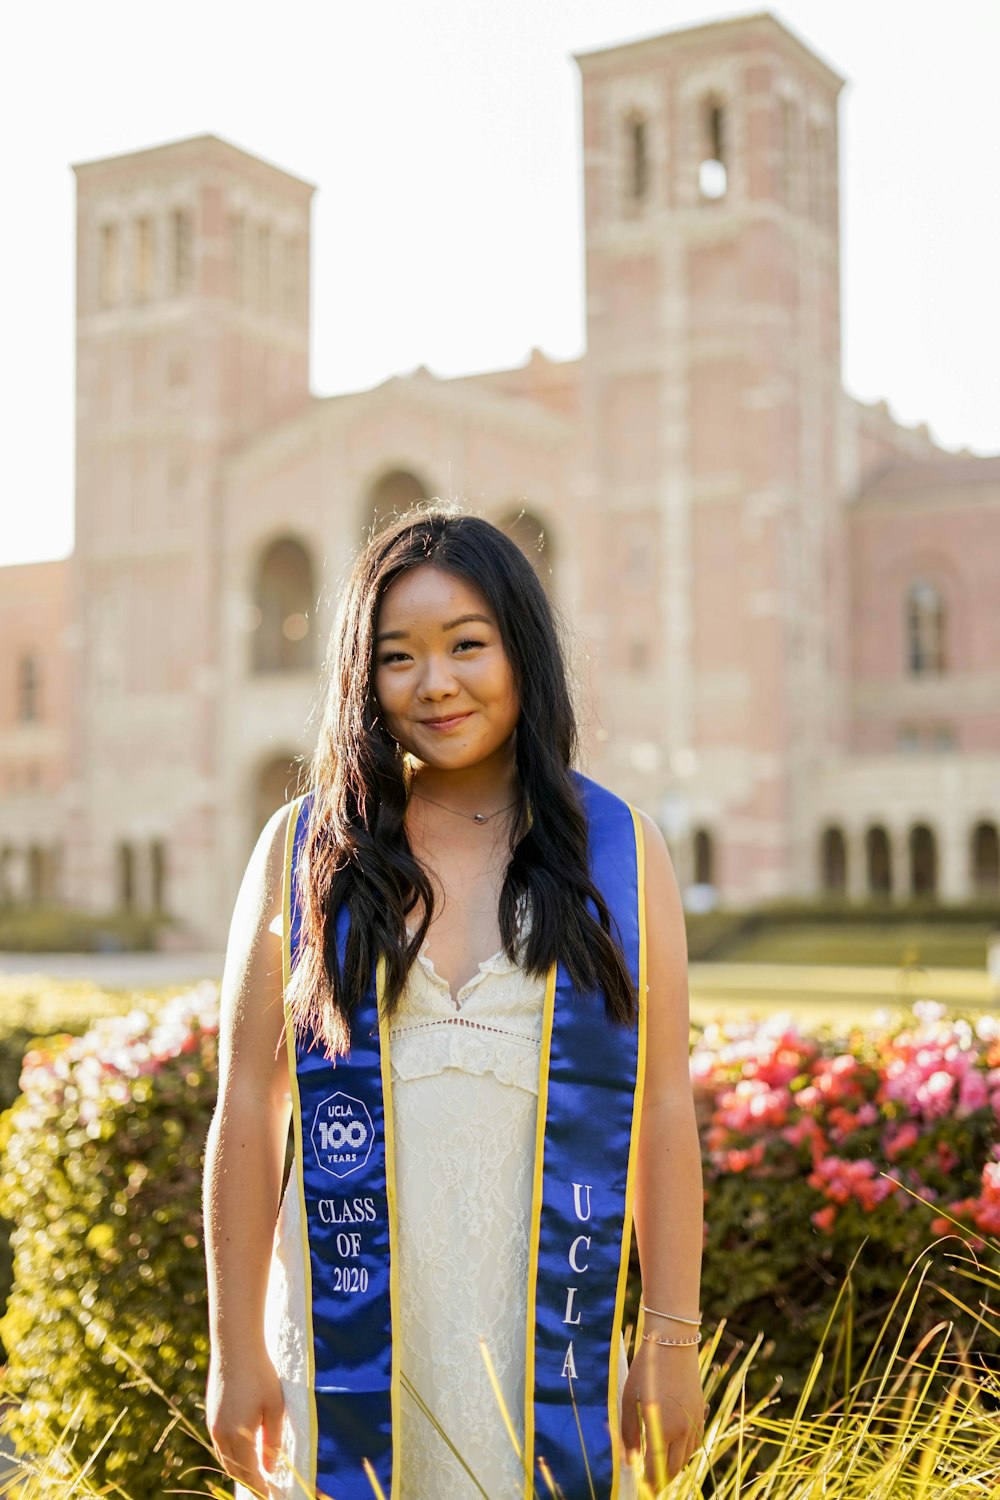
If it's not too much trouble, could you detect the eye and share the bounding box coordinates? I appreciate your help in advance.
[378,650,410,665]
[454,637,487,653]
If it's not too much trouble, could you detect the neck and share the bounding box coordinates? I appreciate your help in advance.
[405,740,518,816]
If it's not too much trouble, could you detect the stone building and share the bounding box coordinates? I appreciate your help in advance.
[1,11,998,946]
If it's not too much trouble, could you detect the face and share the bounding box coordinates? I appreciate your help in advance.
[372,565,520,773]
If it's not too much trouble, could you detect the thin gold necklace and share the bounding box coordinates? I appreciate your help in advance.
[409,790,519,825]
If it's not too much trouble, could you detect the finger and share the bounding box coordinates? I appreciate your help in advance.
[621,1391,641,1455]
[685,1426,701,1471]
[676,1411,704,1477]
[219,1423,270,1496]
[219,1452,270,1498]
[261,1393,286,1473]
[667,1431,688,1480]
[642,1401,668,1491]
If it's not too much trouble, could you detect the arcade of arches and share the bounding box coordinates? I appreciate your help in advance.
[0,838,168,913]
[818,819,1000,899]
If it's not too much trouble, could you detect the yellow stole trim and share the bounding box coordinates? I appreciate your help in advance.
[377,954,402,1500]
[521,802,647,1500]
[522,957,558,1498]
[609,804,647,1498]
[282,794,320,1497]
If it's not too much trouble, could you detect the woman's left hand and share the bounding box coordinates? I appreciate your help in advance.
[621,1340,705,1490]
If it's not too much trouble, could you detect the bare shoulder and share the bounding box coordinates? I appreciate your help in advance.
[632,810,691,1092]
[634,808,688,964]
[216,799,302,1100]
[232,800,297,953]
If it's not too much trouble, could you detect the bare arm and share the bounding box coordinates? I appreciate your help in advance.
[621,811,705,1485]
[203,801,294,1495]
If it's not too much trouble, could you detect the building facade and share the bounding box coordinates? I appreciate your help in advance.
[2,12,998,945]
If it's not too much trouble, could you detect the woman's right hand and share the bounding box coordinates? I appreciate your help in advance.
[206,1350,286,1498]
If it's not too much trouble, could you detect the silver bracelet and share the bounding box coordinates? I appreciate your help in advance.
[640,1303,703,1327]
[641,1331,702,1347]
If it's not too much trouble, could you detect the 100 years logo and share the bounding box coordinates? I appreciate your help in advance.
[310,1092,375,1179]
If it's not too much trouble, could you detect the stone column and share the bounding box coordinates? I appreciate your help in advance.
[889,825,911,903]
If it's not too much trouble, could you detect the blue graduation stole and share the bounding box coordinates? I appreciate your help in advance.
[282,770,647,1500]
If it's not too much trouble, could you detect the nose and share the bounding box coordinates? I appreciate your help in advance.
[416,652,460,701]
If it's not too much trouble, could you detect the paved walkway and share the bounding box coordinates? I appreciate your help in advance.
[0,951,225,988]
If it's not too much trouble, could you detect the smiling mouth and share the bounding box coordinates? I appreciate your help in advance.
[421,713,471,729]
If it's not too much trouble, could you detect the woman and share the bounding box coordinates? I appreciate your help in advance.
[203,506,705,1499]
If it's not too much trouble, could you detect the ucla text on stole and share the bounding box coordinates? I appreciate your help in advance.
[313,1174,596,1382]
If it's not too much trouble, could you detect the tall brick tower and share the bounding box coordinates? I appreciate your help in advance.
[68,136,314,932]
[576,13,844,899]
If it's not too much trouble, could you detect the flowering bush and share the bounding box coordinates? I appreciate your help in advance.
[693,1001,1000,1398]
[0,983,220,1499]
[4,982,1000,1495]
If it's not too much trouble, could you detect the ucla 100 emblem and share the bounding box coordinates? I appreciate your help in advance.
[310,1092,375,1179]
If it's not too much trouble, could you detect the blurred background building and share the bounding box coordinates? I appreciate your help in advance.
[1,11,998,947]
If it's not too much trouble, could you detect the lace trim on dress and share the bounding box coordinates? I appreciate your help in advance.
[390,1018,542,1094]
[392,901,545,1095]
[404,892,532,1009]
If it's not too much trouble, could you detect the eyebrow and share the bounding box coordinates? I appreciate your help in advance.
[375,612,494,644]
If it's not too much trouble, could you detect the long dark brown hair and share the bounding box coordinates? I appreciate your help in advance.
[287,503,637,1057]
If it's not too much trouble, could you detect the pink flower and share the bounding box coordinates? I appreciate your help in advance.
[723,1143,766,1174]
[781,1117,821,1149]
[919,1070,956,1118]
[958,1069,989,1116]
[886,1122,920,1159]
[812,1205,836,1234]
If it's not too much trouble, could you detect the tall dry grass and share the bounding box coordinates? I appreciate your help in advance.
[4,1241,1000,1499]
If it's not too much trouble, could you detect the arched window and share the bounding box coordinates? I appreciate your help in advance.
[807,122,829,227]
[169,209,193,296]
[231,214,246,303]
[252,536,316,673]
[909,824,938,898]
[497,508,553,589]
[625,113,649,207]
[134,217,154,303]
[819,826,847,894]
[18,656,39,722]
[99,223,120,308]
[27,845,44,905]
[698,97,728,200]
[27,844,59,904]
[865,825,892,896]
[692,828,714,886]
[779,98,798,209]
[284,235,303,321]
[365,469,432,540]
[118,841,136,911]
[971,822,1000,899]
[150,839,168,912]
[254,754,308,855]
[906,577,946,675]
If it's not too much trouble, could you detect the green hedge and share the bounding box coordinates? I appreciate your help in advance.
[0,980,144,1362]
[0,905,169,952]
[4,984,1000,1495]
[0,986,220,1496]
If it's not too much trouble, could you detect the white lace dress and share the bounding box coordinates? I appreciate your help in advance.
[243,919,635,1500]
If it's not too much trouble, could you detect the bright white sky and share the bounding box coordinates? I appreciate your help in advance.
[2,0,998,568]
